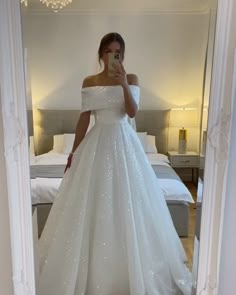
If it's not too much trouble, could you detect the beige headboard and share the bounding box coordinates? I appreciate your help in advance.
[35,109,170,155]
[27,110,34,136]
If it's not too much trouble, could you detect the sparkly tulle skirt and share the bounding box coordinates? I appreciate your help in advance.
[38,113,192,295]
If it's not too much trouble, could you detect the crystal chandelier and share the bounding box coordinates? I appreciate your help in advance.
[21,0,28,6]
[20,0,73,12]
[40,0,73,12]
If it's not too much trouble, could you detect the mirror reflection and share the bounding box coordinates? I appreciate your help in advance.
[20,0,217,293]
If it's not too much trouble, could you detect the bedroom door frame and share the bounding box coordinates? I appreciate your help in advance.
[0,0,234,294]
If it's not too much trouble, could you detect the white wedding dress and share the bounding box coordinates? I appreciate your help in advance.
[38,85,192,295]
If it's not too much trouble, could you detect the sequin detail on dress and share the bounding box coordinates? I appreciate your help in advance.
[38,85,192,295]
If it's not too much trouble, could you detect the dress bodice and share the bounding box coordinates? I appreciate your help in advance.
[81,85,140,124]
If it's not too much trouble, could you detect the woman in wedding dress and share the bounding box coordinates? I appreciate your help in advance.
[38,32,192,295]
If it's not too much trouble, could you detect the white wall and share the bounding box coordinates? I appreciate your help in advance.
[21,11,210,151]
[0,94,14,295]
[22,12,209,110]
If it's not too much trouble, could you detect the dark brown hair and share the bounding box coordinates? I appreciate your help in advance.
[98,32,125,65]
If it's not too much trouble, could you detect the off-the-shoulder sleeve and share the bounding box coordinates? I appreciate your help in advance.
[80,87,108,113]
[80,85,140,113]
[81,89,94,113]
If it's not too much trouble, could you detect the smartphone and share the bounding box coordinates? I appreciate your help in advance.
[108,52,120,77]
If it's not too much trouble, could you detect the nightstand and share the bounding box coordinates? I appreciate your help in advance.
[167,151,199,183]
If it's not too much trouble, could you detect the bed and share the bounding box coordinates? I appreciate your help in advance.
[30,109,194,237]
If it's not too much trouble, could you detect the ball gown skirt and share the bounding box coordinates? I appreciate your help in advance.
[38,85,192,295]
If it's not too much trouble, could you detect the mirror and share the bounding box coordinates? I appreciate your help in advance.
[20,0,218,293]
[192,6,217,293]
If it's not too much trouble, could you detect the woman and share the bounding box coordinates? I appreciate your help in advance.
[39,32,192,295]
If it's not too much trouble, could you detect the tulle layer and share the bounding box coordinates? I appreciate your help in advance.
[39,120,192,295]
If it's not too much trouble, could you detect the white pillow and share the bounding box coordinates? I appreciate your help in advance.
[146,135,158,153]
[147,153,170,164]
[29,136,35,156]
[52,134,64,153]
[63,133,75,154]
[137,132,147,150]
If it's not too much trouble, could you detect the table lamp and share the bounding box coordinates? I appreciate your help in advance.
[170,108,198,154]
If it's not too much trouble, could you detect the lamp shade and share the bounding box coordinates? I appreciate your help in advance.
[169,108,198,129]
[169,108,199,154]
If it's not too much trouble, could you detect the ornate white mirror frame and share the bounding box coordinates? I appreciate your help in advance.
[0,0,235,294]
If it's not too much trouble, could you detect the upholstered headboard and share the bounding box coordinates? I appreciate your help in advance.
[27,110,34,136]
[135,110,170,154]
[35,109,170,155]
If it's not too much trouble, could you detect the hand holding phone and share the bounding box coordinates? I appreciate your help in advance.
[108,52,120,77]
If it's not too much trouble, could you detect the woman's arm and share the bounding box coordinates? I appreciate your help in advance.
[122,74,139,118]
[113,63,139,118]
[70,76,93,153]
[65,78,92,173]
[64,111,90,173]
[71,111,91,153]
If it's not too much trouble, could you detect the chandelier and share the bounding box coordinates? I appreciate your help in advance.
[20,0,73,12]
[21,0,28,6]
[40,0,73,12]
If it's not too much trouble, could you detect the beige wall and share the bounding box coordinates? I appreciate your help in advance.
[22,11,210,152]
[22,12,209,110]
[0,94,14,295]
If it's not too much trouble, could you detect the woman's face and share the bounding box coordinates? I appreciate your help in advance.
[101,41,122,66]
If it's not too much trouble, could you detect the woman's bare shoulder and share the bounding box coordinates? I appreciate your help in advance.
[82,75,99,88]
[127,74,139,86]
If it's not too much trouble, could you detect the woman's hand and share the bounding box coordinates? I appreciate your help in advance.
[112,62,128,87]
[64,153,73,173]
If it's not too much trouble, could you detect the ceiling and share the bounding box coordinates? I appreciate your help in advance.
[22,0,216,14]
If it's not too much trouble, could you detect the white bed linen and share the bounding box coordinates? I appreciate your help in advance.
[30,152,193,205]
[31,151,68,165]
[31,178,61,204]
[197,177,203,203]
[31,151,170,166]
